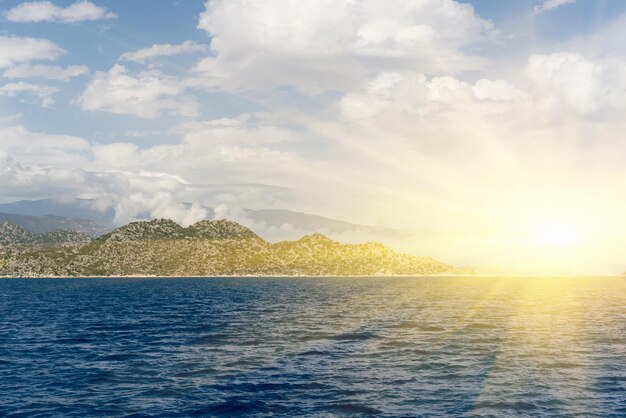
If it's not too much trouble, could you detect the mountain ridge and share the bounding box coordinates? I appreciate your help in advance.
[0,218,469,277]
[0,211,108,237]
[0,222,92,247]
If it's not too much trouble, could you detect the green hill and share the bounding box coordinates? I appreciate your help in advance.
[0,219,465,277]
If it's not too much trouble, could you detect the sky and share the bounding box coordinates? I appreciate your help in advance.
[2,0,626,274]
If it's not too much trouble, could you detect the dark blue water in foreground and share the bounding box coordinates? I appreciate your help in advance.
[0,277,624,417]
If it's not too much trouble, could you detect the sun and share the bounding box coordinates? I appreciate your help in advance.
[536,221,578,246]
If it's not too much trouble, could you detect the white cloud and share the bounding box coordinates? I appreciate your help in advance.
[534,0,576,15]
[88,169,209,226]
[90,118,306,179]
[0,125,207,225]
[0,117,308,226]
[0,150,207,226]
[527,52,626,114]
[338,53,626,120]
[0,124,89,168]
[77,64,199,119]
[472,79,531,103]
[194,0,495,92]
[0,82,58,107]
[87,118,312,222]
[0,35,63,68]
[120,40,207,64]
[6,1,116,23]
[339,72,530,122]
[3,64,88,81]
[0,151,89,201]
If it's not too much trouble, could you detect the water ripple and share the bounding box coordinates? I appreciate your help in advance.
[0,276,624,417]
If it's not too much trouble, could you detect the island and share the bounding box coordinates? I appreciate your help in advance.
[0,219,469,277]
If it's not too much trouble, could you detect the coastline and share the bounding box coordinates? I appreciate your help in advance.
[1,273,622,279]
[0,273,467,279]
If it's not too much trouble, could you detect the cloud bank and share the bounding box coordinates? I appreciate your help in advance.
[194,0,495,91]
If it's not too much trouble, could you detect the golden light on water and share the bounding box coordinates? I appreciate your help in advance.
[319,276,624,415]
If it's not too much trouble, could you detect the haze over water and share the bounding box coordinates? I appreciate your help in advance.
[1,277,624,417]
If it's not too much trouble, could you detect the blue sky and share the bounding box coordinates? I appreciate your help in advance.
[0,1,254,143]
[3,0,626,272]
[3,0,625,143]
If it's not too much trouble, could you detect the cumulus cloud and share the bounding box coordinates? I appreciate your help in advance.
[6,1,116,23]
[77,64,199,119]
[534,0,576,15]
[527,52,626,114]
[0,120,308,226]
[3,64,88,81]
[0,35,63,68]
[0,151,89,201]
[194,0,495,92]
[0,82,58,107]
[339,72,530,122]
[120,41,207,64]
[87,170,209,226]
[87,117,306,182]
[339,52,626,123]
[0,132,207,225]
[0,151,207,226]
[0,124,89,165]
[472,79,531,103]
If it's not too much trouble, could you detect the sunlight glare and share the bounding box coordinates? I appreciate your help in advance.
[537,221,578,246]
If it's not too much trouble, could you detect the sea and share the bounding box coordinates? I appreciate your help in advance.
[0,276,624,417]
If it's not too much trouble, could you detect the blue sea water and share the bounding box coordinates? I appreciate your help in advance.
[0,276,624,417]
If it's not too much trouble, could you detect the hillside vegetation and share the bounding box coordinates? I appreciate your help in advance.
[0,219,466,277]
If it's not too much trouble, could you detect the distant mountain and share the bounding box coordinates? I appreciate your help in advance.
[0,222,92,247]
[0,199,115,224]
[246,209,369,232]
[0,212,109,237]
[0,219,464,277]
[0,199,386,237]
